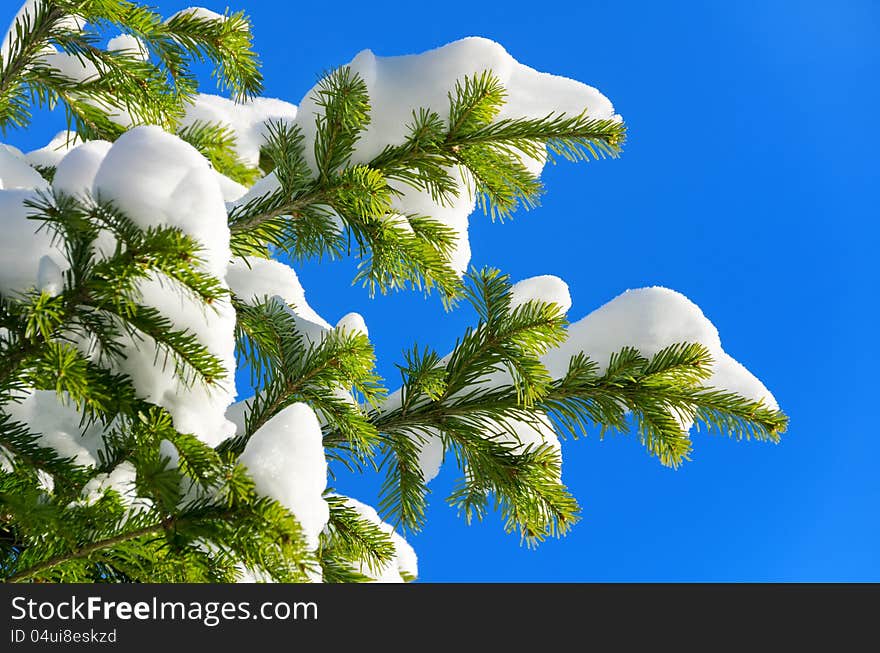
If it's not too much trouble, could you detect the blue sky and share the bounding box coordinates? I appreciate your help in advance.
[7,1,879,581]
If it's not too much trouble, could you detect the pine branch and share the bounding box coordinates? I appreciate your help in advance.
[317,270,788,539]
[321,494,396,577]
[0,413,90,484]
[177,120,260,185]
[313,66,370,179]
[226,297,384,464]
[4,519,167,583]
[377,428,431,531]
[0,0,263,136]
[8,193,230,390]
[228,68,624,302]
[0,5,789,583]
[0,1,66,130]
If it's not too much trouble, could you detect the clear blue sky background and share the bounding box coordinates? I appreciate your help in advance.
[6,1,878,581]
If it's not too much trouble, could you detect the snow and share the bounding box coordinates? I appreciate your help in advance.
[226,256,371,440]
[386,169,474,275]
[95,126,229,275]
[181,94,298,167]
[239,402,329,551]
[0,143,25,158]
[378,387,445,482]
[81,462,151,510]
[0,189,66,295]
[2,389,169,510]
[158,439,180,468]
[510,274,571,313]
[0,447,13,473]
[36,253,63,296]
[227,255,372,360]
[227,256,330,328]
[167,7,227,23]
[106,34,148,61]
[1,2,82,63]
[227,255,335,347]
[25,131,81,169]
[483,275,778,414]
[414,430,444,483]
[337,496,418,582]
[36,469,54,495]
[52,139,112,197]
[403,412,562,484]
[542,286,779,410]
[4,390,104,468]
[224,399,249,436]
[0,147,49,190]
[297,37,615,171]
[293,37,618,274]
[335,312,368,337]
[228,170,281,212]
[39,48,100,83]
[0,389,150,506]
[92,126,238,447]
[52,139,116,259]
[486,411,561,461]
[213,172,248,203]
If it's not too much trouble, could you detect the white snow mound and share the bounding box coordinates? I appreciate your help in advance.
[510,274,571,313]
[239,402,329,551]
[0,147,48,190]
[181,94,298,167]
[0,189,65,295]
[52,140,112,197]
[25,131,81,169]
[543,286,779,410]
[91,126,238,447]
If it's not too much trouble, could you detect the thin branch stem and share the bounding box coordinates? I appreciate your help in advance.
[5,521,167,583]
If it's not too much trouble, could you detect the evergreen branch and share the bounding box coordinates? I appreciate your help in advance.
[447,70,506,138]
[377,429,430,531]
[244,336,381,449]
[313,66,370,179]
[0,413,88,483]
[448,437,578,544]
[453,142,542,220]
[162,8,262,101]
[228,298,383,462]
[542,346,789,467]
[318,557,373,583]
[228,70,624,302]
[0,1,68,130]
[4,519,167,583]
[82,300,226,388]
[1,0,263,136]
[447,113,626,161]
[330,272,787,535]
[322,495,396,576]
[9,193,230,390]
[372,269,570,532]
[177,120,260,185]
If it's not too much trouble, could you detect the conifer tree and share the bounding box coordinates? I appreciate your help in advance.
[0,1,787,583]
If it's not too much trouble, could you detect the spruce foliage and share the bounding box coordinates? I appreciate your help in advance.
[0,1,787,583]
